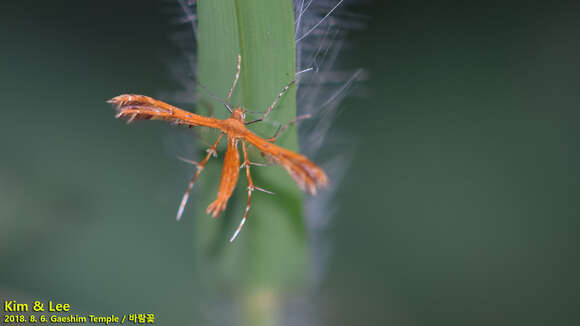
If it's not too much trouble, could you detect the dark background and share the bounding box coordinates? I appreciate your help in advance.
[1,1,578,325]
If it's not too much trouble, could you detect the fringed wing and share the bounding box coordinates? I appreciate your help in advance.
[108,94,221,128]
[242,130,328,195]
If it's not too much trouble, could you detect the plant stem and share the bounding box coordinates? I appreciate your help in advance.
[196,1,307,324]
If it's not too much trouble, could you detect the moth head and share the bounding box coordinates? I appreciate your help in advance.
[231,107,246,121]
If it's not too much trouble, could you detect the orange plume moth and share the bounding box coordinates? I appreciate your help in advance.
[108,55,328,241]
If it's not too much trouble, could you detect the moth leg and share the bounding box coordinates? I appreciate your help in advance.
[230,140,254,242]
[264,114,311,142]
[262,79,296,120]
[225,54,241,103]
[245,79,296,125]
[176,133,225,221]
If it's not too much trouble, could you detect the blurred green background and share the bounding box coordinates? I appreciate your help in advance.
[1,1,579,325]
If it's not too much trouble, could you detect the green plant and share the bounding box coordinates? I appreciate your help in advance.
[195,1,307,325]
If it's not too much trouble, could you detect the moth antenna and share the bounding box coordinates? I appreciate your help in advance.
[196,81,233,113]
